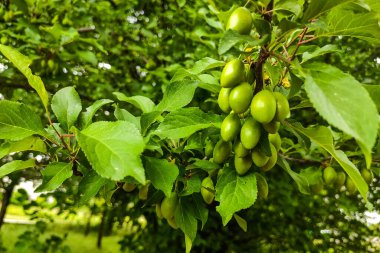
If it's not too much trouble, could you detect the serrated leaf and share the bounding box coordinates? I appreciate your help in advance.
[78,170,110,205]
[0,136,46,159]
[277,156,310,194]
[0,45,49,110]
[35,162,73,192]
[144,157,179,197]
[304,63,378,167]
[187,159,220,172]
[0,101,45,140]
[233,214,247,232]
[191,194,208,229]
[301,45,340,63]
[154,108,223,139]
[156,80,199,112]
[113,92,155,113]
[114,106,141,131]
[187,57,225,75]
[180,175,202,196]
[363,85,380,112]
[218,30,269,55]
[140,111,162,135]
[0,159,36,178]
[315,9,380,44]
[215,169,257,225]
[302,0,354,21]
[77,121,145,182]
[51,87,82,130]
[175,198,198,242]
[80,99,113,128]
[286,122,369,201]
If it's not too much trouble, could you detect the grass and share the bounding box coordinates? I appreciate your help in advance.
[0,223,123,253]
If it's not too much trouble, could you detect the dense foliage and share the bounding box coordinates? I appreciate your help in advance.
[0,0,379,252]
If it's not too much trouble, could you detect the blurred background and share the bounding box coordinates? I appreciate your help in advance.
[0,0,379,252]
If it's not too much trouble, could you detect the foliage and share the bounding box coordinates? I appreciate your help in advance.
[0,0,379,252]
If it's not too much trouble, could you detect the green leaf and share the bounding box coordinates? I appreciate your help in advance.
[275,0,302,17]
[301,45,340,63]
[0,159,36,178]
[144,157,179,197]
[304,63,378,167]
[0,44,49,110]
[215,169,257,225]
[51,87,82,130]
[113,92,155,113]
[0,101,45,140]
[302,0,354,21]
[78,170,110,205]
[80,99,113,128]
[300,167,323,185]
[191,194,208,229]
[187,57,224,75]
[140,111,162,135]
[175,198,198,243]
[218,30,269,55]
[76,51,98,65]
[154,108,223,139]
[35,162,73,192]
[180,175,202,196]
[315,9,380,45]
[286,122,369,201]
[363,85,380,112]
[0,136,46,159]
[187,159,220,172]
[77,121,145,183]
[233,214,247,232]
[156,80,199,112]
[277,156,310,194]
[114,106,141,131]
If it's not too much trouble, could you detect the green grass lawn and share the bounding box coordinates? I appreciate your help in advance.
[0,223,123,253]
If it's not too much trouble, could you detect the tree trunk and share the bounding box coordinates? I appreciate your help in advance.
[0,184,15,230]
[84,210,93,236]
[97,206,108,249]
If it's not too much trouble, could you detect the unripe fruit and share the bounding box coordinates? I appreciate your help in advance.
[139,184,149,200]
[311,183,323,194]
[252,149,270,167]
[323,166,337,185]
[268,132,281,151]
[213,140,232,164]
[335,172,346,190]
[244,64,255,84]
[156,204,163,219]
[205,139,214,157]
[233,139,249,157]
[226,7,252,35]
[220,59,245,88]
[240,117,261,149]
[345,177,357,195]
[161,193,178,220]
[229,82,253,114]
[273,92,290,121]
[221,113,241,142]
[47,59,55,71]
[361,168,374,185]
[263,120,280,134]
[234,155,252,175]
[251,90,277,123]
[123,183,137,192]
[261,144,277,172]
[256,173,268,199]
[201,177,215,204]
[167,216,179,229]
[218,88,231,113]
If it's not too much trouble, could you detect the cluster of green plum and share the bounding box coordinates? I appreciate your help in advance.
[311,166,375,195]
[212,56,290,176]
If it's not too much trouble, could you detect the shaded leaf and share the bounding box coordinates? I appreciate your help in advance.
[35,162,73,192]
